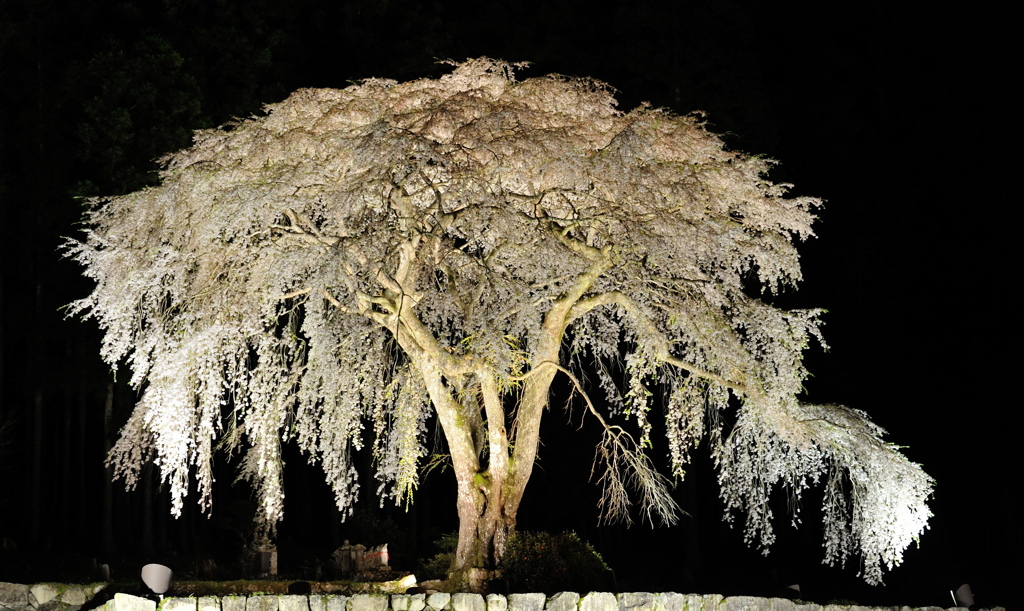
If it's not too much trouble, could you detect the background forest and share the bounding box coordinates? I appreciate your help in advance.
[0,0,1016,608]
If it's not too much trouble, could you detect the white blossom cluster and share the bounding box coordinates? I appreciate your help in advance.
[67,58,931,583]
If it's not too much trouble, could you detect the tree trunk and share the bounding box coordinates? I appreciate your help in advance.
[432,370,541,592]
[414,362,523,592]
[447,469,513,592]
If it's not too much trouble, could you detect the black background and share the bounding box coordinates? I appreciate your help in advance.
[0,1,1016,608]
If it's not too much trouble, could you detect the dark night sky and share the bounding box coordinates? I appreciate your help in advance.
[0,0,1017,608]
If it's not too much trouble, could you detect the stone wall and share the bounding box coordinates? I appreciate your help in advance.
[0,584,1003,611]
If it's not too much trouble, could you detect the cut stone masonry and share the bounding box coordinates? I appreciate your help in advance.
[0,584,1002,611]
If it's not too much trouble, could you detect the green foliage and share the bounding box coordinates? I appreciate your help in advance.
[498,531,608,594]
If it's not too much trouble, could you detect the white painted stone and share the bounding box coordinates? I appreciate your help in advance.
[484,595,506,611]
[451,594,484,611]
[348,595,388,611]
[30,585,59,606]
[579,593,616,611]
[546,592,579,611]
[308,596,327,611]
[391,596,411,611]
[507,593,544,611]
[425,594,450,611]
[161,598,197,611]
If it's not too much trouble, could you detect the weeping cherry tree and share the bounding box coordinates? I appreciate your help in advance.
[67,58,932,589]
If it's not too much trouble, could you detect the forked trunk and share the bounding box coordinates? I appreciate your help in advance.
[413,336,558,593]
[446,470,515,592]
[435,375,538,593]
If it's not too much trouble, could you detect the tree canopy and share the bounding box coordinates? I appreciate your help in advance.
[68,58,932,587]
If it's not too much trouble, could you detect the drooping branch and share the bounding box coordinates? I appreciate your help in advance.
[568,290,749,393]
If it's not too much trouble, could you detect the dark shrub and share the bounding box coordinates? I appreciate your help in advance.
[498,531,609,594]
[416,531,458,581]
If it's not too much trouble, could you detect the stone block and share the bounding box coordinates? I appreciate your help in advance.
[507,594,544,611]
[39,601,74,611]
[546,592,579,611]
[30,584,59,606]
[721,597,766,611]
[325,596,347,611]
[484,595,506,611]
[111,593,157,611]
[673,595,717,611]
[579,593,616,611]
[61,588,90,607]
[394,595,426,611]
[618,594,655,611]
[222,596,246,611]
[425,594,450,611]
[278,596,309,611]
[774,600,815,611]
[161,598,197,611]
[347,595,388,611]
[247,597,279,611]
[308,596,328,611]
[406,594,426,611]
[198,597,221,611]
[651,594,682,611]
[0,582,30,611]
[452,594,484,611]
